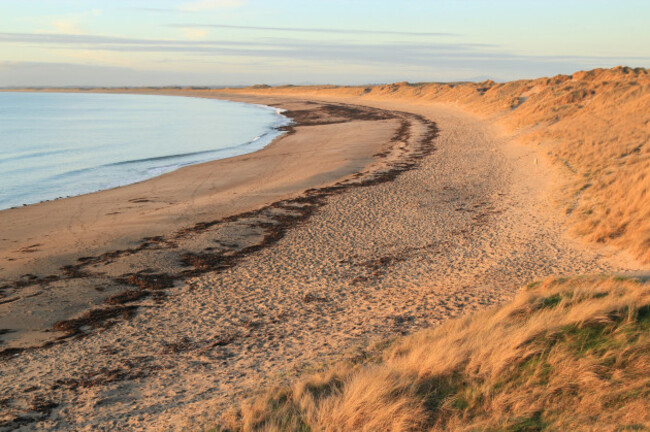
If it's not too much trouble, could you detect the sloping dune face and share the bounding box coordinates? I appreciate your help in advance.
[228,67,650,263]
[224,276,650,431]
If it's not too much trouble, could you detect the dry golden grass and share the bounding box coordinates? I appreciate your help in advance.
[219,66,650,263]
[219,276,650,431]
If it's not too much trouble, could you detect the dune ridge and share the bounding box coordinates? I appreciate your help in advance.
[223,275,650,431]
[218,67,650,263]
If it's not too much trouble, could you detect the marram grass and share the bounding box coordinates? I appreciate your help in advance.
[217,275,650,431]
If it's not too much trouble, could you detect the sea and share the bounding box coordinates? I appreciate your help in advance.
[0,92,289,210]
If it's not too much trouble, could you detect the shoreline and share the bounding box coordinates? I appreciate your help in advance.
[0,92,290,211]
[0,94,421,352]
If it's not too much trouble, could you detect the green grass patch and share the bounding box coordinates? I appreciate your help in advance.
[539,294,562,309]
[505,411,547,432]
[563,322,619,354]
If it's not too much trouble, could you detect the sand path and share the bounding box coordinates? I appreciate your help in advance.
[0,94,642,431]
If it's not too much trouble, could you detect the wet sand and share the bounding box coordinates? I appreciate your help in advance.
[0,90,644,431]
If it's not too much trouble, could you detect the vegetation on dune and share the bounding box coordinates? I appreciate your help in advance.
[227,67,650,263]
[209,69,650,430]
[217,276,650,431]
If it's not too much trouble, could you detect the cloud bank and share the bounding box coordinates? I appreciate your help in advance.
[0,30,647,86]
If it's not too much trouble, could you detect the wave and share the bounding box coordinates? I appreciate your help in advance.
[0,94,290,210]
[106,129,279,167]
[47,129,283,181]
[0,146,77,165]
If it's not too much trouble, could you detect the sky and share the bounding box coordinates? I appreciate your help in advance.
[0,0,649,87]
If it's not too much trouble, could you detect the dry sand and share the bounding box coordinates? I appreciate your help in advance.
[228,67,650,263]
[0,85,647,431]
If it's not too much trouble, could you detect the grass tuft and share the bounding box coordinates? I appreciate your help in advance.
[217,276,650,431]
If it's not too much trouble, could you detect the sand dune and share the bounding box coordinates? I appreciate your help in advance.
[225,275,650,431]
[0,68,648,430]
[218,67,650,263]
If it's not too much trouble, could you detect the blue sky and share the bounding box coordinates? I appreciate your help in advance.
[1,0,648,86]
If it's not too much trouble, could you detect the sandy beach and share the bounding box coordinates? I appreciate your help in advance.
[0,87,646,431]
[0,96,409,349]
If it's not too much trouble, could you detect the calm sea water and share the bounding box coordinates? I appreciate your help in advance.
[0,92,289,210]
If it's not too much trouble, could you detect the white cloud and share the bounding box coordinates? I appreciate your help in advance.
[58,49,140,69]
[46,10,102,35]
[51,19,84,34]
[180,0,247,12]
[182,29,210,40]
